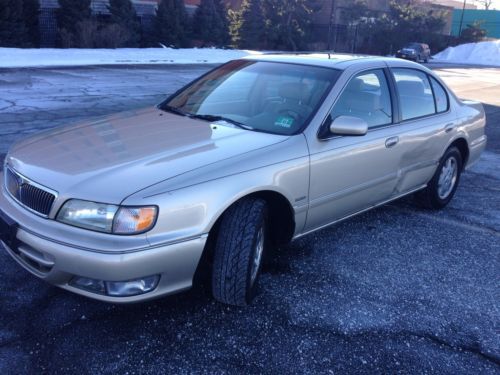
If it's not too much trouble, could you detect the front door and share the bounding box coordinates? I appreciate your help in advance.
[304,68,403,232]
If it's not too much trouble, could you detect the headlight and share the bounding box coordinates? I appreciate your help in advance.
[57,199,157,234]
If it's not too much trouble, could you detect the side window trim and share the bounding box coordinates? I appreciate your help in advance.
[428,75,450,114]
[428,73,439,113]
[384,65,401,124]
[368,68,396,130]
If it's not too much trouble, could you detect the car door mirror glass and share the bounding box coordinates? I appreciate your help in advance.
[330,115,368,136]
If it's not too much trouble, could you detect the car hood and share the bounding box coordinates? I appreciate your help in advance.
[6,107,289,204]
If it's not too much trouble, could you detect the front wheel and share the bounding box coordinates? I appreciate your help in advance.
[415,146,462,209]
[212,198,268,306]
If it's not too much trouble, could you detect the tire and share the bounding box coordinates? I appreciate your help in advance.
[212,198,268,306]
[415,146,462,209]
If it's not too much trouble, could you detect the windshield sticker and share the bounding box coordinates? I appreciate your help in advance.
[274,116,294,128]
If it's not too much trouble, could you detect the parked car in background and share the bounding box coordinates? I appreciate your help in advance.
[396,43,431,63]
[0,54,486,307]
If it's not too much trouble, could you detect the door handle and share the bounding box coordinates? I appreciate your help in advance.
[385,136,399,148]
[445,123,455,133]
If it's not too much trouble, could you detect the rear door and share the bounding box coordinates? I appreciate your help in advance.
[387,67,458,193]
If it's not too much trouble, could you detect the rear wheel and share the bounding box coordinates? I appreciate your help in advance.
[212,198,268,306]
[415,147,462,209]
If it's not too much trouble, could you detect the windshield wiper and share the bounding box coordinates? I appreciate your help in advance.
[189,114,252,130]
[160,104,189,117]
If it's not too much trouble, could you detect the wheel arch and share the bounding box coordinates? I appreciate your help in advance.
[193,189,297,285]
[207,190,296,248]
[449,137,469,170]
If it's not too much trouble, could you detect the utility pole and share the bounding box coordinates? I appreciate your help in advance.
[458,0,467,37]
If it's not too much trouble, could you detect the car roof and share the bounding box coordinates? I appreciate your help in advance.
[241,53,418,70]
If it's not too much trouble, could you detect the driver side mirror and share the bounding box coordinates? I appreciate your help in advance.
[329,115,368,136]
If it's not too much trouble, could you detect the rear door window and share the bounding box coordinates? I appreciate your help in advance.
[392,68,435,121]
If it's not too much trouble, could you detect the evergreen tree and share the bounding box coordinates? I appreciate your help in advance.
[56,0,91,46]
[23,0,40,47]
[264,0,320,51]
[373,0,446,55]
[235,0,266,49]
[340,0,370,24]
[192,0,230,46]
[214,0,231,46]
[460,21,487,43]
[0,0,27,47]
[154,0,190,47]
[108,0,141,47]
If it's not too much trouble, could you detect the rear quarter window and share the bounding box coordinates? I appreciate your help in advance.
[430,76,449,113]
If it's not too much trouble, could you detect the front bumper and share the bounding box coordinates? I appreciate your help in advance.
[0,178,206,303]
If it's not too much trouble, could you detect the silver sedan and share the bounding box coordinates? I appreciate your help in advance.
[0,54,487,306]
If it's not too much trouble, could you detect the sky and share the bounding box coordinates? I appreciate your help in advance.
[472,0,500,9]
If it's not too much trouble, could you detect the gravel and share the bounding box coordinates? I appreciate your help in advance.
[0,64,498,374]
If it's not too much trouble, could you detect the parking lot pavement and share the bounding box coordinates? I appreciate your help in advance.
[0,64,499,374]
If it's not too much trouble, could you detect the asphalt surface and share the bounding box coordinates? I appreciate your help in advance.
[0,63,499,374]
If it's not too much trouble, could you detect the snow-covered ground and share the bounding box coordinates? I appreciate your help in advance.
[0,47,261,68]
[433,40,500,67]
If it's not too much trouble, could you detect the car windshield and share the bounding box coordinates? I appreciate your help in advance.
[161,60,340,135]
[405,43,421,50]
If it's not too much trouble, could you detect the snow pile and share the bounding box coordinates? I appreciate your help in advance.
[0,47,262,68]
[433,40,500,67]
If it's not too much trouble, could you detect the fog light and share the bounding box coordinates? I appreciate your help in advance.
[106,275,160,297]
[71,277,106,295]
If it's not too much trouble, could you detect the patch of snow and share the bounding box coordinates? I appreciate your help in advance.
[433,40,500,67]
[0,47,262,68]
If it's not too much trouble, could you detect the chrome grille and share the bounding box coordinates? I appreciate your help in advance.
[5,167,56,217]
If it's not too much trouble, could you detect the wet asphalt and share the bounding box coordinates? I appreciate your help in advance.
[0,63,498,374]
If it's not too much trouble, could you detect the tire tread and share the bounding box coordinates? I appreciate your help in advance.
[212,198,266,306]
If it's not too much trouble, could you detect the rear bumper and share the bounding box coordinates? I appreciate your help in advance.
[466,135,487,170]
[0,180,206,303]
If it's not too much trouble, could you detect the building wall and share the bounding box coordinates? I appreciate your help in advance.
[306,0,390,26]
[451,9,500,37]
[38,0,202,47]
[311,0,452,33]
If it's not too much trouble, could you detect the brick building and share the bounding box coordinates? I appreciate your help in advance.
[39,0,202,47]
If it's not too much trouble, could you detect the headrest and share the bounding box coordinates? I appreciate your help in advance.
[397,80,425,96]
[278,82,308,101]
[347,91,380,111]
[346,78,364,91]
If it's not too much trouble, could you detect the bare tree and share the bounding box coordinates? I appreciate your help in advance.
[475,0,493,10]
